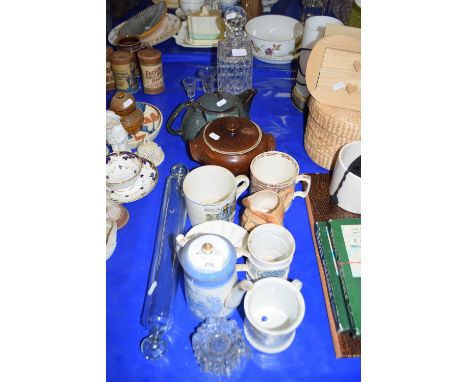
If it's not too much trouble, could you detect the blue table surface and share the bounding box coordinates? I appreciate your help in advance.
[106,2,360,381]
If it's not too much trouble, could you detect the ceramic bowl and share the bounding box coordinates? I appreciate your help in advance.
[183,220,248,258]
[245,15,303,57]
[106,152,143,192]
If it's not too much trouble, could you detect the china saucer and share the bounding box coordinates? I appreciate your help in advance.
[253,51,299,65]
[109,158,158,203]
[127,102,163,149]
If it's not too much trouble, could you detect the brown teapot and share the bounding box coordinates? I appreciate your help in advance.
[189,116,275,176]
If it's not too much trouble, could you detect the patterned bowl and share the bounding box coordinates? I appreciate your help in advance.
[106,152,143,192]
[245,15,303,57]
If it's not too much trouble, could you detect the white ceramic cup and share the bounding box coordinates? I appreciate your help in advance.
[250,151,311,211]
[329,141,361,214]
[239,223,295,280]
[244,278,305,353]
[294,16,343,99]
[180,0,205,14]
[183,165,249,226]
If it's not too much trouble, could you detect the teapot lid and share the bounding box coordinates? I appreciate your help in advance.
[203,116,262,155]
[180,234,236,283]
[199,92,238,113]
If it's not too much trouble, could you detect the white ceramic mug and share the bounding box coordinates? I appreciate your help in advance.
[238,223,295,280]
[243,278,305,353]
[180,0,205,15]
[329,141,361,214]
[183,165,249,225]
[294,16,343,100]
[250,151,311,211]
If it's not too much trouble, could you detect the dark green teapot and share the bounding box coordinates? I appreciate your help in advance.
[166,89,257,141]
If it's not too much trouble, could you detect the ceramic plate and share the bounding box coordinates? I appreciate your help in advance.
[109,158,158,203]
[108,14,181,47]
[127,102,163,149]
[174,21,218,48]
[253,51,299,64]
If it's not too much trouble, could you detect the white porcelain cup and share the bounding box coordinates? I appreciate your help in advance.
[329,141,361,214]
[294,16,342,99]
[180,0,205,15]
[250,151,311,211]
[183,165,249,225]
[244,278,305,353]
[239,223,295,280]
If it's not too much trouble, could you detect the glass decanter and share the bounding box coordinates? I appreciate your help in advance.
[217,6,253,95]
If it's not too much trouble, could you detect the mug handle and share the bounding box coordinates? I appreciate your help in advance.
[292,174,311,200]
[234,175,250,200]
[291,279,302,291]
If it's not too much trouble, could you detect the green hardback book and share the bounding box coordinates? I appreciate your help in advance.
[328,218,361,337]
[315,222,352,333]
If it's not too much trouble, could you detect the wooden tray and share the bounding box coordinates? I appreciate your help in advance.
[304,172,361,357]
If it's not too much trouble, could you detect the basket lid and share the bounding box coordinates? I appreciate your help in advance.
[203,116,262,155]
[305,35,361,111]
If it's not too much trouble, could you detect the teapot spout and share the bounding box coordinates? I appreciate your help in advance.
[224,279,254,310]
[238,89,257,114]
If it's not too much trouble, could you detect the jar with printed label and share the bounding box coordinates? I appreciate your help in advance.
[137,48,165,94]
[109,50,140,94]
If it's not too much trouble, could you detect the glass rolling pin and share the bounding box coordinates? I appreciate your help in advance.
[140,164,189,360]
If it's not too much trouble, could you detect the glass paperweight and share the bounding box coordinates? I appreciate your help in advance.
[192,316,250,376]
[216,6,253,95]
[140,164,189,360]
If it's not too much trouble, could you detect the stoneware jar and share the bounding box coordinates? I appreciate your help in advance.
[116,35,142,77]
[176,233,253,320]
[189,116,275,176]
[137,48,164,94]
[106,46,115,91]
[109,50,139,93]
[109,91,144,135]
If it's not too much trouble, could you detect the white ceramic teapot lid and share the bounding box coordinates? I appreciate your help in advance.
[180,234,237,281]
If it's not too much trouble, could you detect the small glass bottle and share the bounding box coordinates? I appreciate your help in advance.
[137,48,165,94]
[217,6,252,95]
[110,50,140,94]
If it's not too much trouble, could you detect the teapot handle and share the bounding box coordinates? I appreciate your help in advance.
[166,101,193,136]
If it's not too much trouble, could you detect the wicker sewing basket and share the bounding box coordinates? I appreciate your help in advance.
[304,97,361,170]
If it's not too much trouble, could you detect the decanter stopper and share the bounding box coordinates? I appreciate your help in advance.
[224,6,247,38]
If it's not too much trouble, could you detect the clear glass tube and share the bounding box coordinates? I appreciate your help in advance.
[140,164,189,360]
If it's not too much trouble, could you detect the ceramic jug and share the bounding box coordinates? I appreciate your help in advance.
[166,89,257,141]
[176,233,253,320]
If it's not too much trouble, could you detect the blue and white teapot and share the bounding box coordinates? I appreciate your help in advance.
[176,233,253,320]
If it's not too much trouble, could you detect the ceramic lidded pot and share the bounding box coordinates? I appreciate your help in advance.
[109,91,144,135]
[189,116,275,176]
